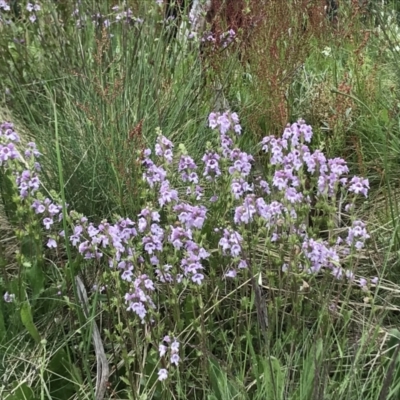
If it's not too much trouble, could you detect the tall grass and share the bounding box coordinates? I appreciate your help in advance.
[2,1,217,219]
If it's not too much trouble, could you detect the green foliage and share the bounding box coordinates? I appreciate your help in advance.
[5,382,37,400]
[20,301,41,344]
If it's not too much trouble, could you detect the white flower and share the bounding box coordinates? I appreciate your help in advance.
[4,292,15,303]
[321,46,332,58]
[158,368,168,381]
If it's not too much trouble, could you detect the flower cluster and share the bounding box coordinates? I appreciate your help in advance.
[203,114,373,287]
[0,125,20,165]
[26,2,41,23]
[0,122,43,199]
[0,0,9,11]
[3,291,15,303]
[72,3,143,29]
[157,335,180,381]
[208,111,241,135]
[201,29,236,48]
[0,109,377,385]
[0,1,41,23]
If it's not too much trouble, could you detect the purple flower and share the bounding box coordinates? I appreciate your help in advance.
[138,217,147,232]
[1,123,20,141]
[208,112,219,129]
[0,143,19,164]
[219,228,243,257]
[158,369,168,381]
[346,220,370,249]
[231,178,253,199]
[142,227,164,255]
[202,150,221,180]
[0,1,11,11]
[358,277,368,290]
[47,238,57,249]
[234,195,257,225]
[159,180,178,207]
[170,353,180,366]
[150,255,159,265]
[159,344,167,357]
[192,273,204,284]
[143,163,167,188]
[305,150,327,174]
[228,149,253,176]
[156,264,174,283]
[259,180,271,194]
[285,187,303,203]
[169,226,192,249]
[155,135,174,163]
[349,176,369,197]
[32,200,45,214]
[225,269,237,278]
[179,155,197,182]
[273,170,289,190]
[302,238,340,274]
[174,203,207,229]
[3,292,15,303]
[127,301,147,319]
[328,157,349,176]
[171,339,179,353]
[43,217,54,230]
[209,195,218,202]
[208,111,242,135]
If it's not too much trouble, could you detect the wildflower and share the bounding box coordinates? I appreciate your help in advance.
[47,238,57,249]
[159,344,167,357]
[3,292,15,303]
[225,269,237,278]
[346,220,370,250]
[349,176,369,197]
[0,143,19,164]
[170,353,180,366]
[202,151,221,180]
[322,46,332,57]
[158,180,179,207]
[43,217,54,230]
[234,196,257,224]
[158,369,168,381]
[0,1,11,11]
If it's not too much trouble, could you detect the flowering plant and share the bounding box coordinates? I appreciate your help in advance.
[0,108,375,394]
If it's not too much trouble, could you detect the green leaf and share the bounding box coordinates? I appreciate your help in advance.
[5,381,36,400]
[44,348,79,400]
[209,358,226,400]
[379,108,389,124]
[208,358,244,400]
[298,338,323,400]
[26,260,45,301]
[259,356,284,399]
[20,302,41,344]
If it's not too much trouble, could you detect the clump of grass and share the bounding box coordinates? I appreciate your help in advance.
[0,1,216,219]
